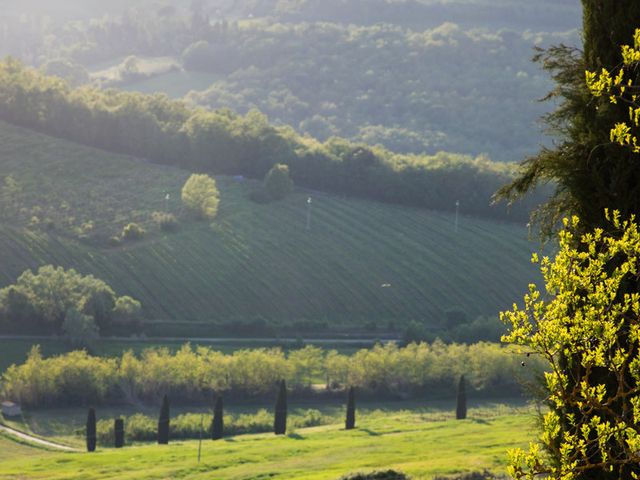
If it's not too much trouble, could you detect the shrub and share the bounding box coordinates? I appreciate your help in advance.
[95,409,330,445]
[433,472,506,480]
[121,222,145,241]
[339,471,409,480]
[181,174,219,220]
[264,163,293,200]
[151,211,178,232]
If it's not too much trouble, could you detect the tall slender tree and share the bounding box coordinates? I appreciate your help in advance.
[114,418,124,448]
[498,4,640,478]
[86,408,97,452]
[274,379,287,435]
[211,395,223,440]
[498,1,640,237]
[158,394,170,444]
[455,375,466,420]
[345,386,356,430]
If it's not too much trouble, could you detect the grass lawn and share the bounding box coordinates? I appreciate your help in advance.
[0,404,535,479]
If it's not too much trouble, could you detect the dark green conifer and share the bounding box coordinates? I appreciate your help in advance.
[212,395,223,440]
[158,394,170,444]
[86,407,97,452]
[114,418,124,448]
[582,1,640,71]
[274,379,287,435]
[345,386,356,430]
[455,375,467,420]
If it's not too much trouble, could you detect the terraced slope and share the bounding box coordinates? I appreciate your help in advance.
[0,121,540,328]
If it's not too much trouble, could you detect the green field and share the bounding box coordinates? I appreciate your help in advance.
[0,403,534,479]
[0,120,540,327]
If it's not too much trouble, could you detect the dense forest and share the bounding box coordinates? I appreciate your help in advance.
[0,0,581,161]
[0,59,545,221]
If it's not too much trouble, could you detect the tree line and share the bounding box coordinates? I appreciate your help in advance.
[0,59,544,222]
[0,0,579,161]
[0,342,541,408]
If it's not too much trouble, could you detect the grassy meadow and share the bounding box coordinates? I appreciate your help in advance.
[0,403,534,479]
[0,120,540,329]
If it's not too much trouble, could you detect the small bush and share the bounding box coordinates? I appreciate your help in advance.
[433,471,506,480]
[95,409,330,445]
[151,211,178,232]
[340,470,409,480]
[121,223,145,242]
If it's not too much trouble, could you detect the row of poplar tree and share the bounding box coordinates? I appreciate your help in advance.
[85,376,467,451]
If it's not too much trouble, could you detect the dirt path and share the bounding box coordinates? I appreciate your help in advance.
[0,423,79,452]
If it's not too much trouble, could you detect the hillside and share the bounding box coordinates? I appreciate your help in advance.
[0,121,540,332]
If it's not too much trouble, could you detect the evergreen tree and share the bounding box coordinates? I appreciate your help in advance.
[497,2,640,478]
[345,386,356,430]
[86,407,97,452]
[211,395,223,440]
[455,375,466,420]
[114,418,124,448]
[274,379,287,435]
[158,394,170,444]
[498,1,640,237]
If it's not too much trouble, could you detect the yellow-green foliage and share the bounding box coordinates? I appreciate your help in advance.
[181,174,220,220]
[586,28,640,153]
[501,212,640,479]
[1,342,541,407]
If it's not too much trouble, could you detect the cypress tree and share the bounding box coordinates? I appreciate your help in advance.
[499,1,640,237]
[582,1,640,71]
[497,3,640,478]
[86,408,97,452]
[274,379,287,435]
[345,386,356,430]
[114,418,124,448]
[158,394,170,444]
[211,395,223,440]
[455,375,466,420]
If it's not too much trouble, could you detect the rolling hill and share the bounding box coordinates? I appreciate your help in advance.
[0,120,541,332]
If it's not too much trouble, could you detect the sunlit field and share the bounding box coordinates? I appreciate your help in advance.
[0,402,534,479]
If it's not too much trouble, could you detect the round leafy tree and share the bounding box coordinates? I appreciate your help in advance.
[264,163,293,200]
[502,212,640,479]
[181,173,220,220]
